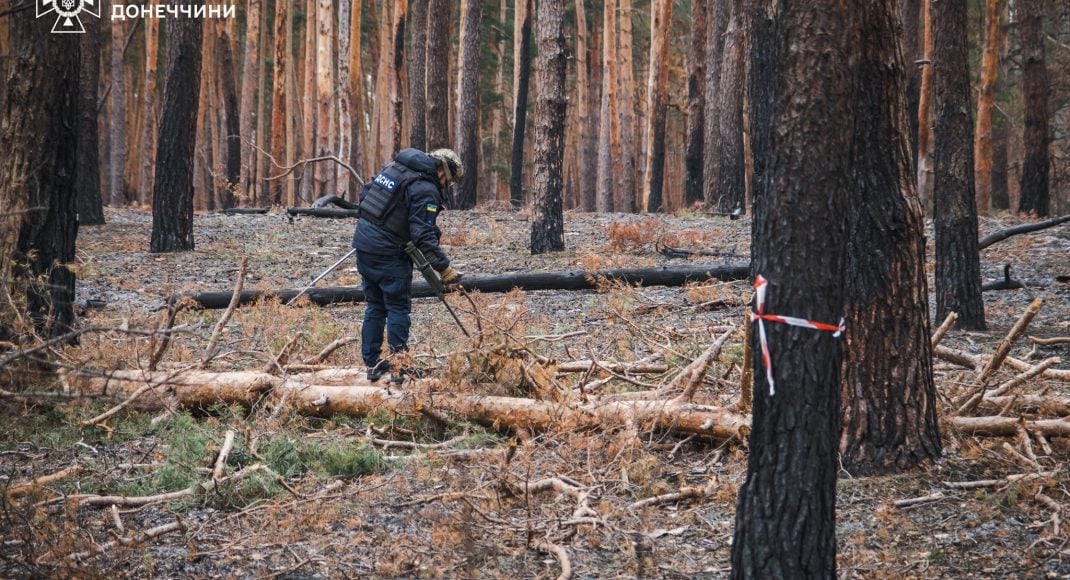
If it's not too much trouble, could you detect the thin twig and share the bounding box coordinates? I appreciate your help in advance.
[201,257,249,368]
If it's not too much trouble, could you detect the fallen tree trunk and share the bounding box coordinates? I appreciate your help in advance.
[978,214,1070,250]
[946,415,1070,437]
[221,207,270,215]
[71,369,750,441]
[171,264,751,309]
[286,207,360,219]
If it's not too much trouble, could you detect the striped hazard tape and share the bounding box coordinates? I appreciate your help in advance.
[752,274,845,396]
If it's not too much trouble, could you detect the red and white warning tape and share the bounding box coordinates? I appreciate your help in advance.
[751,274,845,396]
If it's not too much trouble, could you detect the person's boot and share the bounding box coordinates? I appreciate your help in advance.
[367,362,388,382]
[389,368,408,385]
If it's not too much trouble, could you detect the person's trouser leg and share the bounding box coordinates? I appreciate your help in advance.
[357,256,387,369]
[380,274,413,354]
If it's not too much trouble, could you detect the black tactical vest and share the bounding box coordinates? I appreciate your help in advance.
[359,161,436,244]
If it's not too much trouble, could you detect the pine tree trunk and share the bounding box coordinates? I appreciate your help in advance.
[575,0,596,212]
[455,0,483,209]
[76,14,105,226]
[138,5,161,207]
[425,0,450,149]
[530,0,567,254]
[314,0,335,199]
[348,0,366,186]
[301,0,318,201]
[1018,0,1050,217]
[408,0,428,150]
[903,0,921,166]
[1,21,80,337]
[510,0,534,209]
[703,0,729,206]
[110,18,128,206]
[991,116,1010,211]
[615,0,636,213]
[731,2,852,576]
[336,0,353,198]
[714,0,745,215]
[684,0,708,208]
[932,0,986,330]
[840,0,941,476]
[390,2,408,157]
[151,7,204,253]
[270,0,291,206]
[216,27,241,209]
[916,0,934,212]
[641,0,671,213]
[974,0,1000,217]
[239,0,263,204]
[596,0,618,212]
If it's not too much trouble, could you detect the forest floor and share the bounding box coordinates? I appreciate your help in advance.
[1,207,1069,579]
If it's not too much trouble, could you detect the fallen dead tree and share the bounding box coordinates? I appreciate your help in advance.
[978,214,1070,250]
[171,264,750,309]
[285,207,359,219]
[69,369,750,441]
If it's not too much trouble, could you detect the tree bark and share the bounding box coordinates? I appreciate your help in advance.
[1018,0,1050,217]
[596,0,619,212]
[916,0,934,211]
[840,0,941,476]
[314,0,335,200]
[270,0,291,206]
[615,0,636,213]
[702,0,729,207]
[731,1,853,577]
[0,18,80,338]
[138,4,161,207]
[902,0,920,166]
[301,0,318,201]
[574,0,596,212]
[408,0,428,150]
[991,115,1010,211]
[932,0,986,330]
[76,14,105,226]
[973,0,1000,217]
[150,6,204,253]
[454,0,483,210]
[239,0,262,204]
[336,0,353,198]
[348,0,366,192]
[510,0,534,210]
[684,0,708,208]
[641,0,671,214]
[425,0,451,149]
[215,27,241,209]
[174,264,750,309]
[530,0,567,254]
[714,0,745,215]
[109,17,128,207]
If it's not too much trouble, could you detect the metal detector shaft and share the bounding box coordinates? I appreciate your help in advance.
[286,248,357,306]
[403,242,471,337]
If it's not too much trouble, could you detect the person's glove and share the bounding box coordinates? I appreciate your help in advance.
[440,266,463,285]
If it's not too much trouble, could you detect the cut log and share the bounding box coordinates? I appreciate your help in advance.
[171,264,751,309]
[286,207,360,218]
[70,369,751,441]
[945,416,1070,437]
[978,214,1070,250]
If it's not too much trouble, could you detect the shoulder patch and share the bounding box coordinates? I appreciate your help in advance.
[426,203,439,213]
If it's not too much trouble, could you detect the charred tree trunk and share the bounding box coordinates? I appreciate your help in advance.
[1018,0,1050,217]
[1,20,80,338]
[138,7,161,207]
[270,0,291,206]
[454,0,483,210]
[76,15,105,226]
[109,18,127,207]
[840,0,941,475]
[903,0,921,165]
[916,0,934,211]
[932,0,986,330]
[216,28,241,209]
[408,0,428,150]
[991,115,1010,211]
[510,0,534,210]
[425,0,451,149]
[731,1,853,577]
[714,0,746,215]
[574,0,596,212]
[348,0,366,189]
[684,0,708,208]
[641,0,671,213]
[150,6,204,253]
[530,0,567,254]
[615,0,636,213]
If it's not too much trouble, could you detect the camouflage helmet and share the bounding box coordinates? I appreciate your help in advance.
[429,148,464,185]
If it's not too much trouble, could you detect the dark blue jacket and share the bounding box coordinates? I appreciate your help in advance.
[352,149,451,271]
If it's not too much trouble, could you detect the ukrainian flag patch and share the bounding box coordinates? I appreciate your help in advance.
[426,203,439,213]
